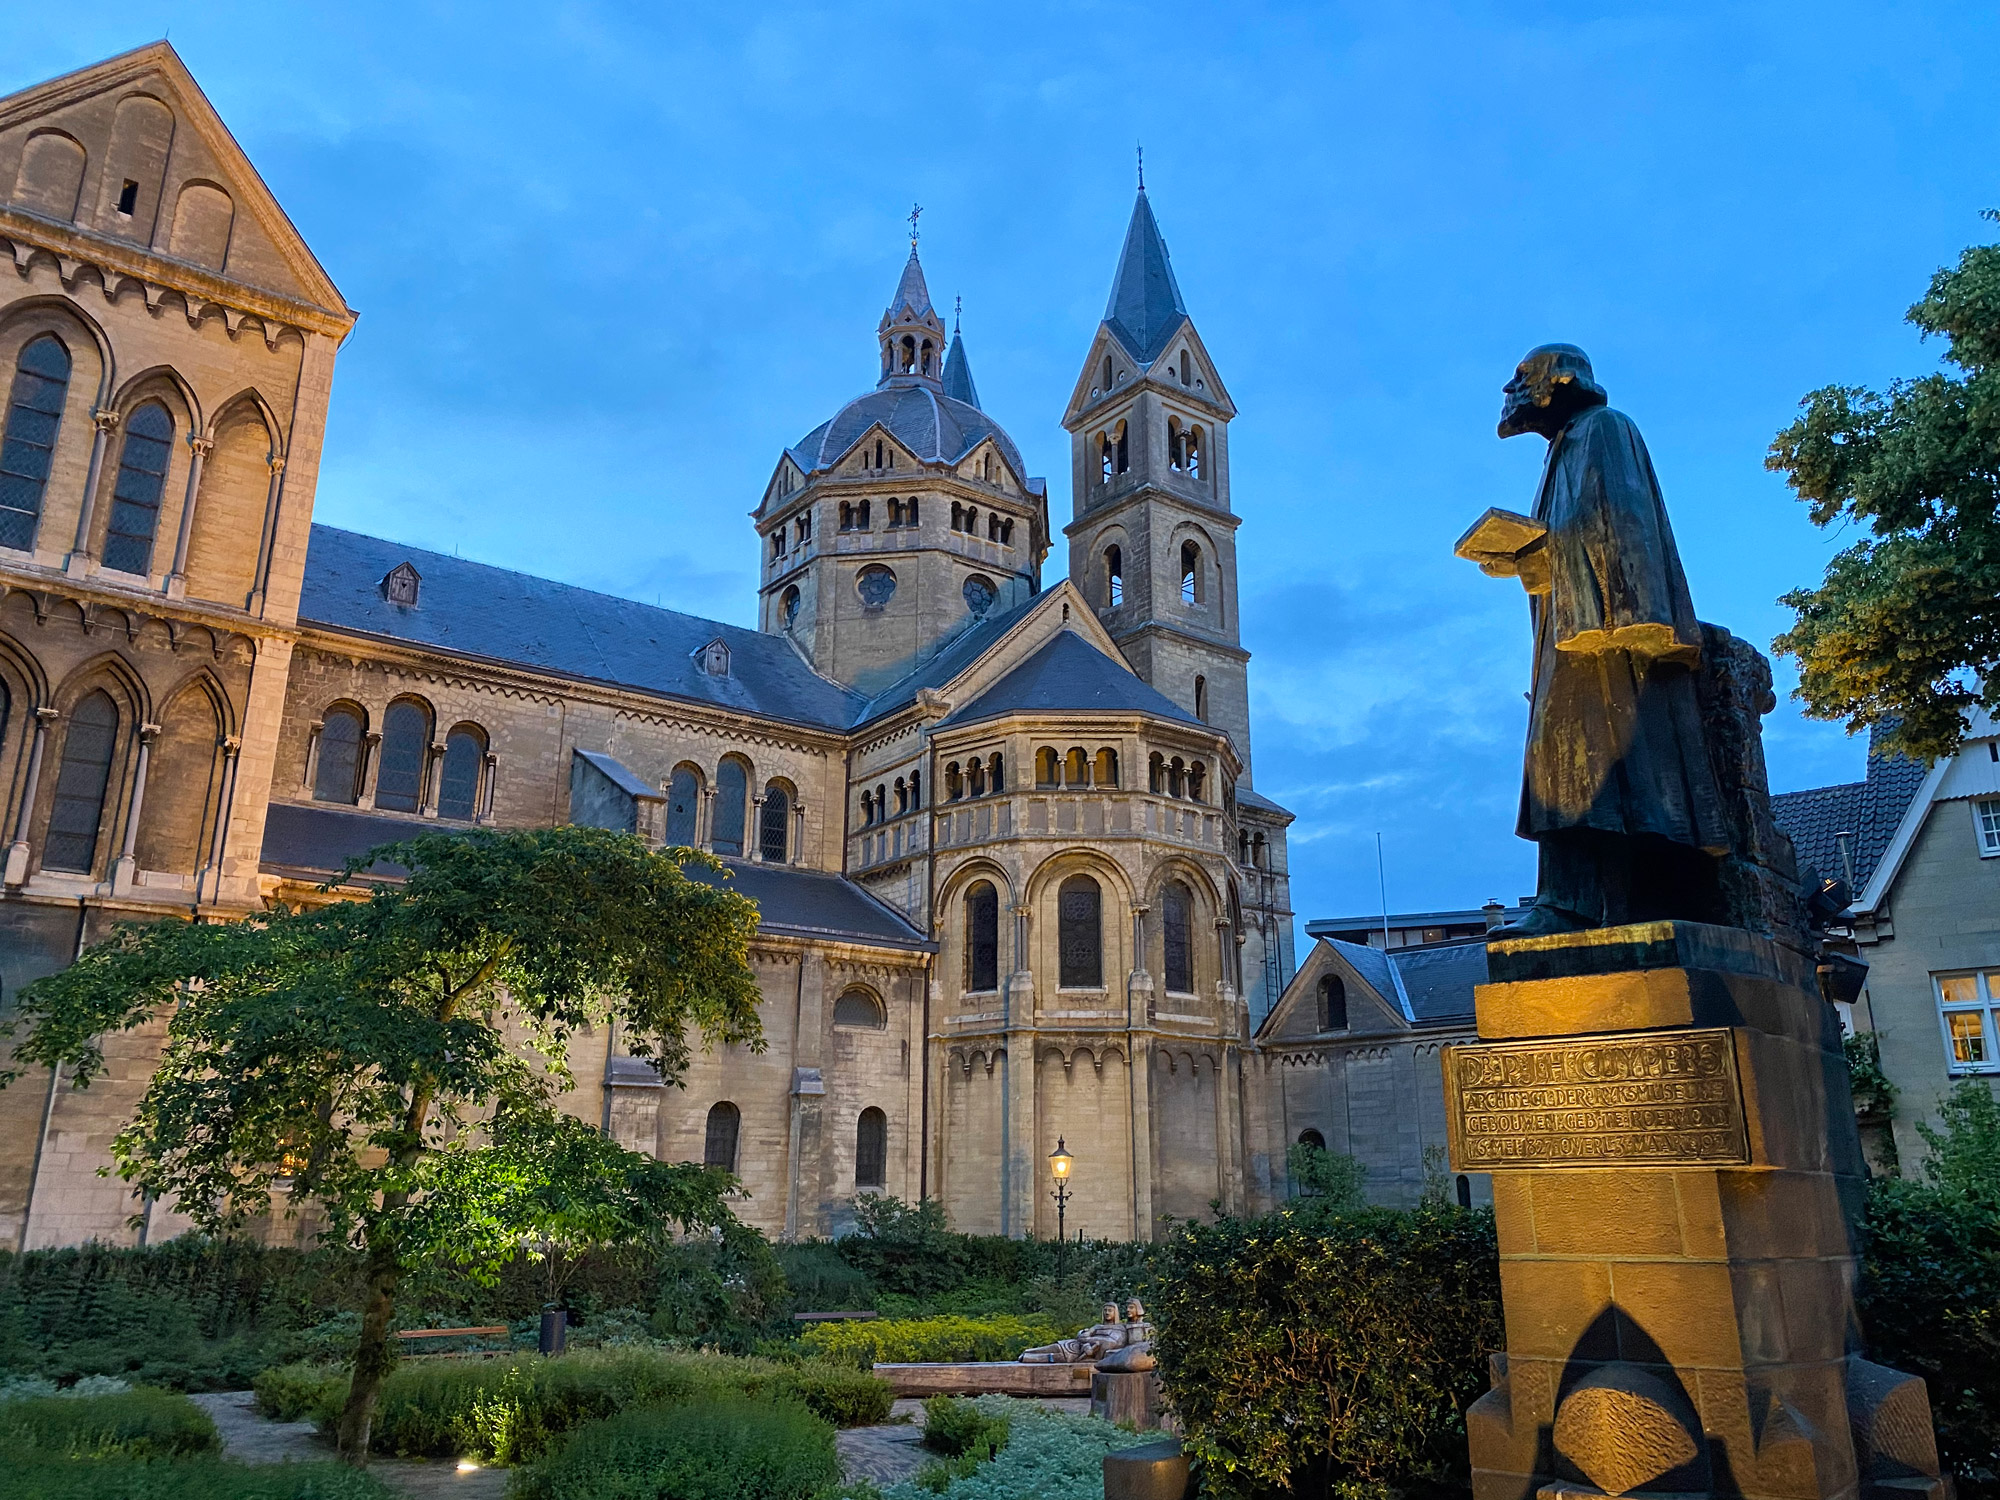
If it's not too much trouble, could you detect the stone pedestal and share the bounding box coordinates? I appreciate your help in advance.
[1104,1438,1192,1500]
[1092,1368,1166,1429]
[1446,922,1946,1500]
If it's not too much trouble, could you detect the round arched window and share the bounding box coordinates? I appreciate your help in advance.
[962,574,996,616]
[781,585,801,626]
[833,987,886,1029]
[856,565,897,608]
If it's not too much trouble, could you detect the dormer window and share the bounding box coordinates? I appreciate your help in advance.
[382,562,421,607]
[697,638,731,676]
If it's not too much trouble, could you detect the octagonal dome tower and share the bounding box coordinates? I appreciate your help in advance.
[754,240,1048,696]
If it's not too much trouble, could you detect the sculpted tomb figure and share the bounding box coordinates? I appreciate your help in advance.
[1017,1303,1129,1365]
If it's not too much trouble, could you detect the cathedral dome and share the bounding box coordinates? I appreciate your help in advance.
[789,377,1025,479]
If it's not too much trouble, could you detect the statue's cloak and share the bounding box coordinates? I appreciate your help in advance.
[1518,404,1728,852]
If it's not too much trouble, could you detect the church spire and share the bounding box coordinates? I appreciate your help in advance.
[877,212,946,385]
[1102,188,1187,366]
[941,325,980,408]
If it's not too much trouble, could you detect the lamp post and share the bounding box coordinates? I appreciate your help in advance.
[1049,1138,1073,1276]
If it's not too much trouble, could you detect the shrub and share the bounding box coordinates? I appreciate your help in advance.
[514,1397,839,1500]
[254,1361,349,1423]
[0,1385,221,1459]
[799,1315,1064,1370]
[1284,1144,1368,1211]
[342,1347,888,1460]
[884,1396,1152,1500]
[778,1241,877,1312]
[1154,1205,1504,1500]
[836,1197,970,1297]
[921,1394,1012,1456]
[0,1457,397,1500]
[1858,1178,2000,1487]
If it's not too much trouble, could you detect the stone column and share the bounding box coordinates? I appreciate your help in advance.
[111,722,160,894]
[3,708,57,885]
[65,409,118,576]
[480,753,498,823]
[164,435,213,597]
[1452,922,1946,1500]
[791,801,807,865]
[1128,904,1154,1024]
[246,455,287,615]
[698,788,716,852]
[421,741,445,817]
[197,737,242,908]
[750,793,767,862]
[301,720,324,792]
[354,731,383,810]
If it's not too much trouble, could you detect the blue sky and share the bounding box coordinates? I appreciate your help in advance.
[10,3,1997,938]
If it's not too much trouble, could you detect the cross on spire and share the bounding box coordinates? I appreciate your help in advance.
[954,294,962,334]
[908,202,923,247]
[1137,142,1144,190]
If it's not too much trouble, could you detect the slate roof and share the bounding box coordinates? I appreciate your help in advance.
[941,332,979,408]
[299,526,864,731]
[937,630,1205,730]
[1387,941,1487,1024]
[1771,723,1929,891]
[686,859,931,951]
[852,588,1050,725]
[258,803,931,951]
[1103,190,1189,366]
[1235,785,1292,818]
[573,749,658,800]
[788,380,1026,481]
[887,246,936,321]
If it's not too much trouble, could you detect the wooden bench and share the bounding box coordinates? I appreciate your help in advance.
[395,1325,510,1341]
[792,1311,878,1322]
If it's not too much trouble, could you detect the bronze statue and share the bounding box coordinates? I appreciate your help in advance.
[1017,1302,1132,1365]
[1458,345,1729,936]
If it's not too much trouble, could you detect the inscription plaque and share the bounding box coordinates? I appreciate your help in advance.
[1444,1027,1749,1169]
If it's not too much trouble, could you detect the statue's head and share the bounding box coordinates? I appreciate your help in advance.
[1499,344,1607,439]
[1103,1303,1121,1323]
[1125,1297,1146,1320]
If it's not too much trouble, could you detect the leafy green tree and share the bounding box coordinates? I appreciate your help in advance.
[1917,1079,2000,1197]
[2,826,763,1464]
[1284,1142,1368,1211]
[1768,212,2000,760]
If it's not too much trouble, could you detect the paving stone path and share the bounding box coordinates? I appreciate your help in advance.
[191,1392,509,1499]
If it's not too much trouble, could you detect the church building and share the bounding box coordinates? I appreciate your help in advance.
[0,43,1298,1249]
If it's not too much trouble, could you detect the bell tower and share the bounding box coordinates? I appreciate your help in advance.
[1062,188,1251,775]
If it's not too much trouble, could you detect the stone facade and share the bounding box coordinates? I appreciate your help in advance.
[0,45,1297,1249]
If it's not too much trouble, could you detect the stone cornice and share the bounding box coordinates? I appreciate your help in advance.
[0,561,280,659]
[1,213,353,344]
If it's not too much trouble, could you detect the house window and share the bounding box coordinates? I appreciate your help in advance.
[314,707,364,805]
[1058,874,1102,989]
[102,400,173,575]
[438,727,485,820]
[713,759,748,856]
[966,880,999,992]
[1937,971,2000,1074]
[703,1102,740,1170]
[374,699,431,813]
[1318,974,1348,1032]
[1162,881,1192,994]
[0,334,71,551]
[43,689,118,873]
[856,1107,888,1189]
[1976,799,2000,857]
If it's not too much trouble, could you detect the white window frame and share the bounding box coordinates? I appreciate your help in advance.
[1973,799,2000,858]
[1934,969,2000,1075]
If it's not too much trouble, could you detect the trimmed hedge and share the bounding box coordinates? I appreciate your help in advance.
[513,1397,840,1500]
[0,1458,396,1500]
[1154,1206,1504,1500]
[0,1386,221,1460]
[262,1348,891,1460]
[798,1315,1065,1370]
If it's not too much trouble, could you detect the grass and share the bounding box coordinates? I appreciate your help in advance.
[0,1386,220,1459]
[512,1397,841,1500]
[0,1457,398,1500]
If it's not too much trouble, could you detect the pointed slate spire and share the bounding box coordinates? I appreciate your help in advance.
[1103,189,1188,365]
[889,245,935,321]
[942,330,980,408]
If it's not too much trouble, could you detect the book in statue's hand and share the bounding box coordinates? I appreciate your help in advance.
[1453,508,1548,564]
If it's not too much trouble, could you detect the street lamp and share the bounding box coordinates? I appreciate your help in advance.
[1049,1138,1074,1275]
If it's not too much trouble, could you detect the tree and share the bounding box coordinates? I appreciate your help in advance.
[1,825,763,1463]
[1768,212,2000,761]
